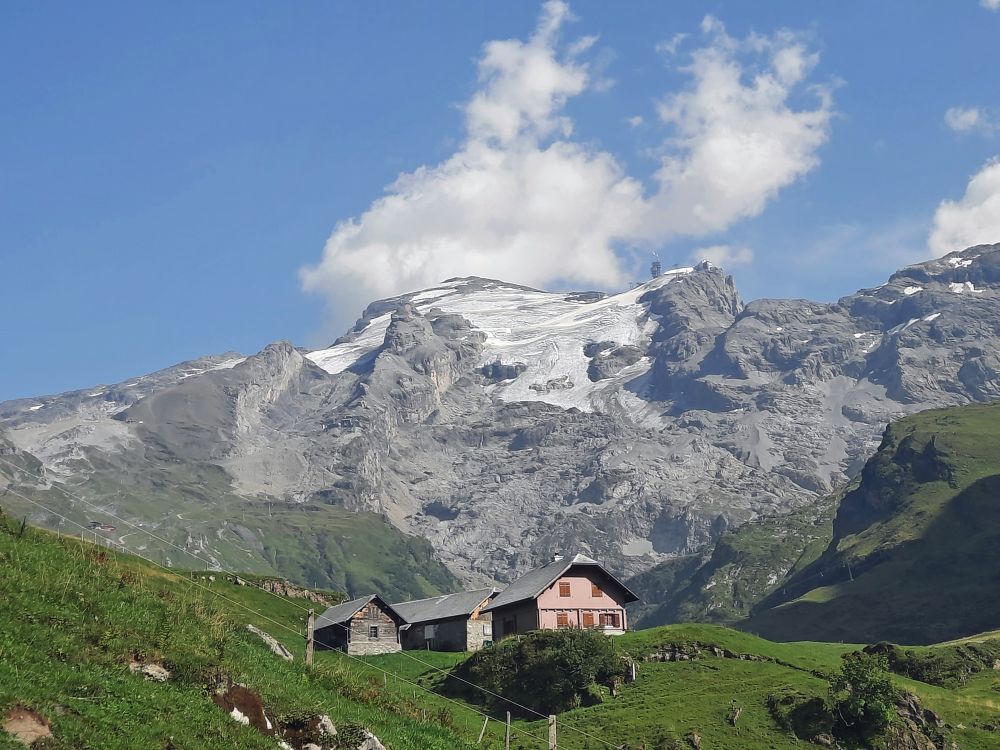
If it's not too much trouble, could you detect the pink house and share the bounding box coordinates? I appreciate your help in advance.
[483,553,639,639]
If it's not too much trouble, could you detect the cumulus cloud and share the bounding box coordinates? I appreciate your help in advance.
[929,158,1000,255]
[691,244,754,268]
[301,4,834,331]
[982,0,1000,11]
[301,1,642,318]
[643,17,834,239]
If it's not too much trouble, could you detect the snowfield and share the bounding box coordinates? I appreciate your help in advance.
[307,270,695,412]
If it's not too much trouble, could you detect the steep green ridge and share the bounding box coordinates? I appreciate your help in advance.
[744,401,1000,645]
[628,495,837,628]
[0,445,458,602]
[0,513,476,750]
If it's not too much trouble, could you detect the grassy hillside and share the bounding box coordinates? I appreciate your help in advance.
[395,624,1000,750]
[744,401,1000,645]
[628,495,837,629]
[0,510,478,750]
[4,510,1000,750]
[0,448,459,601]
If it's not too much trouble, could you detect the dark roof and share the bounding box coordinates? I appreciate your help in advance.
[482,553,639,612]
[392,588,497,625]
[314,594,403,629]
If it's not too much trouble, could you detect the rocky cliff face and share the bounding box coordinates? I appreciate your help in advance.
[2,244,1000,590]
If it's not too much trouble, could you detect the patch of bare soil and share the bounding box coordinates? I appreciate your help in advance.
[3,706,52,746]
[211,681,276,737]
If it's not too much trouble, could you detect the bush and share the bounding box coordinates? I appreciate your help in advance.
[830,651,899,736]
[865,639,1000,687]
[768,689,835,741]
[443,629,628,716]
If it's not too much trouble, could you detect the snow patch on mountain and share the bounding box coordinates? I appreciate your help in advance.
[307,269,695,412]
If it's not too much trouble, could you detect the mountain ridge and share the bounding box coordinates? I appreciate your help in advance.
[2,244,1000,594]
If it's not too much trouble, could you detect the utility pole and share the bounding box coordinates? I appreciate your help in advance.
[305,609,315,667]
[548,715,557,750]
[505,712,511,750]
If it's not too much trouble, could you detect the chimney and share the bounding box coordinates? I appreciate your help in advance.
[552,552,564,563]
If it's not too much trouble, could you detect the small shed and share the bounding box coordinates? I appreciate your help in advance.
[314,594,405,655]
[393,588,497,652]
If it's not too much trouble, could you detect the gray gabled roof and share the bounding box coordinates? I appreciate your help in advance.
[482,553,639,613]
[392,588,498,625]
[315,594,403,630]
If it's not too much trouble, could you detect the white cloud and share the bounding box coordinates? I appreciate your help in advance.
[946,107,1000,135]
[929,157,1000,255]
[301,1,641,316]
[655,33,688,57]
[465,0,587,145]
[691,245,754,268]
[945,107,984,133]
[643,17,834,239]
[626,115,644,128]
[982,0,1000,11]
[301,5,834,332]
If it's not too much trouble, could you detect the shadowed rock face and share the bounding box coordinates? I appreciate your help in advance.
[3,245,1000,589]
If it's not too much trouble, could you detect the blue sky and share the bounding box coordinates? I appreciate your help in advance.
[2,1,999,401]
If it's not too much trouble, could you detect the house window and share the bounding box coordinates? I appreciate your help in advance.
[599,612,620,628]
[582,612,595,628]
[368,625,379,639]
[503,617,516,636]
[591,583,602,598]
[483,623,493,636]
[556,612,569,628]
[559,581,571,597]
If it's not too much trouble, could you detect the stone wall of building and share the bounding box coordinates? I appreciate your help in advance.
[466,615,494,651]
[346,602,401,655]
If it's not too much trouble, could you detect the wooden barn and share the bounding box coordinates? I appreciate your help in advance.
[313,594,405,655]
[392,588,497,652]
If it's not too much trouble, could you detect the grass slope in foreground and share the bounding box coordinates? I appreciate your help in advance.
[0,512,477,750]
[409,625,999,750]
[745,401,1000,645]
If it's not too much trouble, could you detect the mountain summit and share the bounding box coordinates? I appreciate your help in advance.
[2,244,999,590]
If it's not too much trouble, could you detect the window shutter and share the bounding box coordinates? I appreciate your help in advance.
[559,581,571,597]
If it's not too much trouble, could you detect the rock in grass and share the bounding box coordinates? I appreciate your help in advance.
[3,706,53,746]
[247,624,294,661]
[129,661,171,682]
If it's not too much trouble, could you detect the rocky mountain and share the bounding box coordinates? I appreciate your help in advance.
[2,243,999,594]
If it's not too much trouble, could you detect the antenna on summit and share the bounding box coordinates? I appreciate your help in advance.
[650,251,662,279]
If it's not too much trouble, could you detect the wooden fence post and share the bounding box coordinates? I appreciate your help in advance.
[505,711,511,750]
[306,608,315,667]
[548,715,557,750]
[477,716,489,743]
